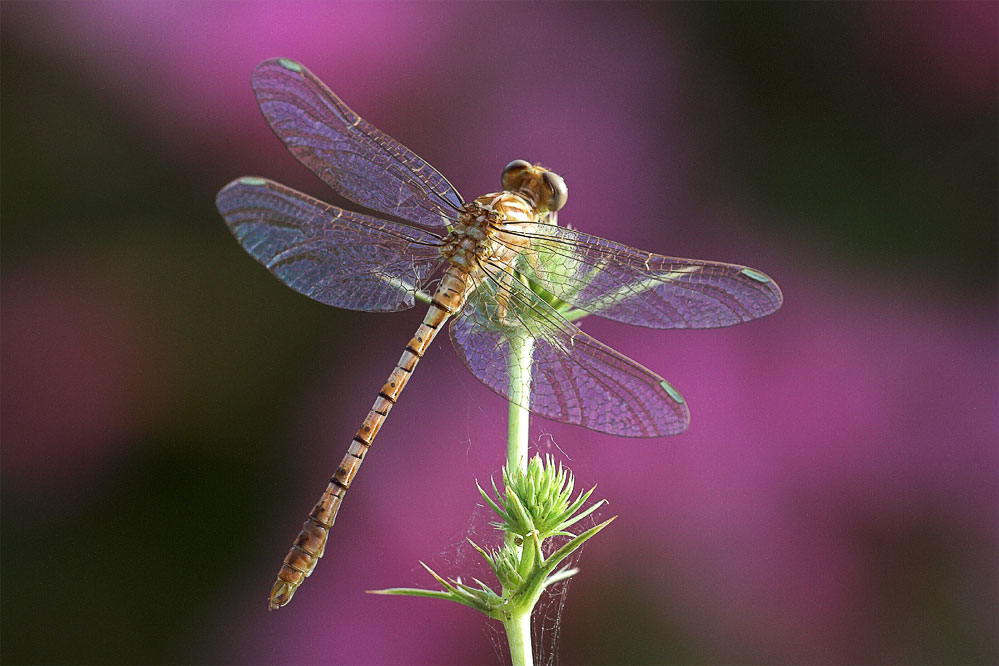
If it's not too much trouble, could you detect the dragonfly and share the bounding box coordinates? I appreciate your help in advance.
[216,58,782,610]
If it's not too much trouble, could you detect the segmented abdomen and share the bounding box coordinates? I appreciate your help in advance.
[268,267,469,609]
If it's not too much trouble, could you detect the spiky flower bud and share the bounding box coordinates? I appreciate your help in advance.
[370,455,614,628]
[480,454,605,541]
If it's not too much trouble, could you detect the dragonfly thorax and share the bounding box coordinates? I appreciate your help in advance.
[441,193,540,270]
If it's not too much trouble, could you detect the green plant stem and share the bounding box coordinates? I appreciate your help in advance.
[503,607,533,666]
[507,333,533,475]
[505,331,534,666]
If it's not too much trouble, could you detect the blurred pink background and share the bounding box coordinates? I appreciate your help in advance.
[2,2,995,664]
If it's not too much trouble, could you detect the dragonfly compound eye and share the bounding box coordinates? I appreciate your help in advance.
[542,170,568,212]
[501,159,532,191]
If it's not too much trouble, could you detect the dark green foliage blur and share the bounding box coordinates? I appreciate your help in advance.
[688,4,997,288]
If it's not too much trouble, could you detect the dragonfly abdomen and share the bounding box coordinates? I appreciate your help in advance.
[268,268,470,610]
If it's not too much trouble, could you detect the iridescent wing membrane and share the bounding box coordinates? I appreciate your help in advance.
[217,177,443,312]
[446,222,783,436]
[251,58,463,228]
[499,223,783,329]
[452,261,690,436]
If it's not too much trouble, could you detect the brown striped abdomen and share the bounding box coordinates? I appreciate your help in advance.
[268,268,469,610]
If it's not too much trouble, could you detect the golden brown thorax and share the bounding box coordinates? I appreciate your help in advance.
[440,162,567,271]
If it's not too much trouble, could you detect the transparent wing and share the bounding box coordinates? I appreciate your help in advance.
[449,261,689,437]
[251,58,463,229]
[498,223,783,329]
[217,177,444,312]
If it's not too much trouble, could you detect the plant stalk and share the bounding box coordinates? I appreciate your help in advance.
[507,333,533,475]
[503,607,533,666]
[505,331,534,665]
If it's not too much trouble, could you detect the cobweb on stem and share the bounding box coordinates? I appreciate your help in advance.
[423,442,602,666]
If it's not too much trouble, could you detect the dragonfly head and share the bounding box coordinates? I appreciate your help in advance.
[501,160,568,214]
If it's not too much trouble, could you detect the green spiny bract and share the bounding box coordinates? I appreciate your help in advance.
[479,454,604,540]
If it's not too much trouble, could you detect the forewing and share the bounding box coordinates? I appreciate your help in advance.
[217,177,444,312]
[502,223,782,329]
[449,262,689,437]
[251,58,463,228]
